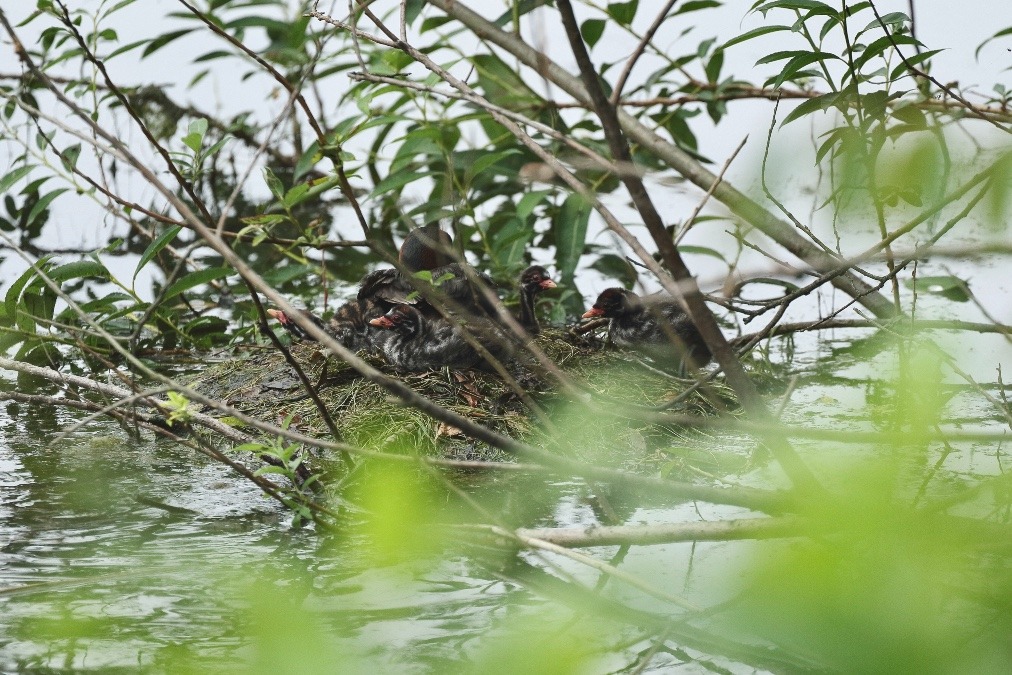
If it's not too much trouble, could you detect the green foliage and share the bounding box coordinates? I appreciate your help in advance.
[4,0,996,359]
[0,2,1010,671]
[160,391,193,426]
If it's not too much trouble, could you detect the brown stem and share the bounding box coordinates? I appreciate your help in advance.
[556,0,823,495]
[610,0,679,105]
[175,0,371,237]
[425,0,899,321]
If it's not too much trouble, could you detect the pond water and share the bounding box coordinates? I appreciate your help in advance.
[1,257,1010,672]
[0,401,772,672]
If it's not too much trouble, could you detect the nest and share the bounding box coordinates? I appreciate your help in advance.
[186,327,736,470]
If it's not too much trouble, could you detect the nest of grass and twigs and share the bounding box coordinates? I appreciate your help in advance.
[186,327,738,472]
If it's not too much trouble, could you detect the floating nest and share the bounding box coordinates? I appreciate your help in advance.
[186,327,737,470]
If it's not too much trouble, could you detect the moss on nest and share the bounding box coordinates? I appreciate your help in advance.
[186,326,736,467]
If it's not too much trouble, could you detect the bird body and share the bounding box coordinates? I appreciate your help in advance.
[268,228,559,372]
[357,263,498,319]
[266,299,383,352]
[398,223,453,272]
[368,304,512,372]
[582,288,710,371]
[268,225,460,349]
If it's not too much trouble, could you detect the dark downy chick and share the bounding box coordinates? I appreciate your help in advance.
[368,304,513,372]
[582,287,711,372]
[517,265,557,335]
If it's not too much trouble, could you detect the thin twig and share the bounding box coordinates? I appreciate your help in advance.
[610,0,679,105]
[869,0,1010,135]
[674,135,748,245]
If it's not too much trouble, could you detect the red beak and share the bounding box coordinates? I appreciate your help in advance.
[539,279,557,290]
[369,316,395,329]
[582,307,604,319]
[267,309,290,324]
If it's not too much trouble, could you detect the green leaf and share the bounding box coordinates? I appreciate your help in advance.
[26,188,68,225]
[373,50,414,76]
[181,118,207,153]
[281,182,310,208]
[404,0,425,25]
[589,253,637,288]
[491,0,553,27]
[22,286,56,323]
[391,128,444,173]
[420,15,453,32]
[0,165,34,194]
[35,130,54,152]
[656,109,700,152]
[722,25,790,51]
[193,49,233,63]
[262,263,315,286]
[859,89,891,119]
[554,193,591,282]
[490,217,532,269]
[223,16,291,33]
[294,140,321,182]
[516,190,553,221]
[76,293,133,314]
[181,133,202,153]
[889,48,943,80]
[48,259,109,283]
[753,0,834,13]
[470,53,546,116]
[59,144,81,172]
[204,135,231,158]
[162,267,233,301]
[135,225,182,281]
[864,11,909,32]
[106,38,149,59]
[240,214,288,228]
[818,14,842,40]
[141,28,191,58]
[372,169,430,197]
[780,92,840,126]
[5,259,51,320]
[851,34,921,73]
[705,49,723,83]
[770,52,841,89]
[890,104,927,128]
[976,26,1012,60]
[234,442,270,454]
[607,0,639,26]
[676,1,722,14]
[815,126,855,163]
[0,327,27,353]
[904,275,971,302]
[756,49,836,66]
[263,167,284,200]
[466,149,520,181]
[581,19,606,48]
[677,245,728,264]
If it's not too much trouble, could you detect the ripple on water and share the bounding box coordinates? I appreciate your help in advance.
[2,299,1008,671]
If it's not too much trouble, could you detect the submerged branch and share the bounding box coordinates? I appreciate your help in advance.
[491,516,808,548]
